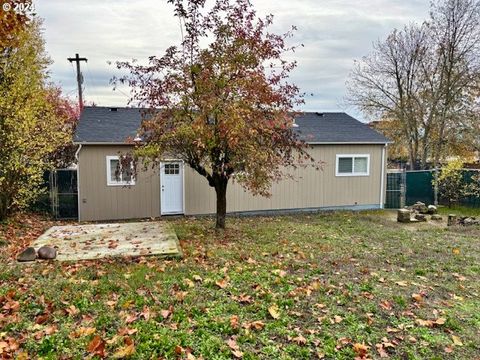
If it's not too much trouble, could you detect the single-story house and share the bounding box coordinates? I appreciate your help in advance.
[74,107,390,221]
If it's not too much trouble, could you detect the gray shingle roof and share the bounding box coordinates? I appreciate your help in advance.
[294,112,390,144]
[74,107,389,144]
[74,107,147,143]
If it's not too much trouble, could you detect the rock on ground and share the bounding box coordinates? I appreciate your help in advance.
[415,213,427,222]
[427,205,437,214]
[431,214,443,221]
[412,202,428,214]
[397,209,411,223]
[17,247,37,262]
[37,246,57,260]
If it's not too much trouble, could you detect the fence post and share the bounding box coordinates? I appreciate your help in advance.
[401,169,406,208]
[434,168,439,206]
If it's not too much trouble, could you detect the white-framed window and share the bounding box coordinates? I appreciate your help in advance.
[163,163,180,175]
[335,154,370,176]
[106,156,135,186]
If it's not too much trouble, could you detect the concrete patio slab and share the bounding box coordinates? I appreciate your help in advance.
[32,221,182,261]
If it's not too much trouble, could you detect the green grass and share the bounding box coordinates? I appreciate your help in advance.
[437,204,480,217]
[1,210,479,359]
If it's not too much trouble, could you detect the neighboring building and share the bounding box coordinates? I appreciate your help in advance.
[74,107,390,221]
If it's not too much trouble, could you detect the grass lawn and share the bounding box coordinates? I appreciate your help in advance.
[1,211,479,359]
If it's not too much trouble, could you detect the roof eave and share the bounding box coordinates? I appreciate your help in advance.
[73,141,134,145]
[306,141,392,145]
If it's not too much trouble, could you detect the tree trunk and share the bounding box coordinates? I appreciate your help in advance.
[214,179,228,229]
[0,193,10,221]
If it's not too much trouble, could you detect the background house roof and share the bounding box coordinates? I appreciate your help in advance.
[74,107,389,144]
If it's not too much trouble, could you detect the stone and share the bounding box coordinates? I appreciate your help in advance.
[462,217,479,226]
[431,214,443,221]
[397,209,411,223]
[412,202,428,214]
[427,205,437,214]
[17,247,36,262]
[414,213,427,222]
[37,246,57,260]
[447,214,457,226]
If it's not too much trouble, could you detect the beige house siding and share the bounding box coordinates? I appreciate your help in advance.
[185,144,385,215]
[78,144,386,221]
[78,145,160,221]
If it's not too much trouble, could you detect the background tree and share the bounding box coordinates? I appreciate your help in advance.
[434,159,467,207]
[46,86,80,169]
[0,0,32,49]
[348,0,480,169]
[115,0,315,229]
[0,19,71,220]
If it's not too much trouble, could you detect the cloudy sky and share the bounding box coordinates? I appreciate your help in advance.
[36,0,429,121]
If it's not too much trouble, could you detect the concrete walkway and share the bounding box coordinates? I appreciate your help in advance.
[33,221,182,261]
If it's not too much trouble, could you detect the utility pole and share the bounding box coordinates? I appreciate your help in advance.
[67,53,88,111]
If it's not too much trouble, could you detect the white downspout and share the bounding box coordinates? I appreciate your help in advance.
[379,144,387,209]
[75,144,82,221]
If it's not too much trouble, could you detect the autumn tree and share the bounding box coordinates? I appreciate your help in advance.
[348,0,480,169]
[46,86,80,169]
[434,159,467,207]
[115,0,314,229]
[0,18,72,220]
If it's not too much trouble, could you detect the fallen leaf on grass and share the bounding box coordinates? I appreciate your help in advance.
[411,293,423,303]
[353,343,369,358]
[243,320,265,331]
[35,314,49,325]
[106,300,117,307]
[268,305,280,319]
[451,335,463,346]
[215,278,229,289]
[118,328,138,336]
[415,317,446,327]
[395,281,408,287]
[379,300,392,310]
[44,325,57,335]
[70,327,96,338]
[226,338,243,358]
[376,343,389,358]
[125,313,137,324]
[113,337,135,358]
[192,275,203,282]
[161,306,174,319]
[184,279,195,288]
[332,315,343,324]
[230,315,239,329]
[65,305,79,316]
[237,294,253,304]
[291,335,307,345]
[87,335,106,357]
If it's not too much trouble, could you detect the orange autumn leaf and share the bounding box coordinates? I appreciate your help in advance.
[87,335,106,357]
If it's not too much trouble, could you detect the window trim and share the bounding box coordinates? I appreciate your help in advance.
[106,155,136,186]
[335,154,370,177]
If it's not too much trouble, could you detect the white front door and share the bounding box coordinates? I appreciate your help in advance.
[160,162,184,215]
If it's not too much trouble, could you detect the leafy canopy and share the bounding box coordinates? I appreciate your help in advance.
[0,19,76,219]
[115,0,316,228]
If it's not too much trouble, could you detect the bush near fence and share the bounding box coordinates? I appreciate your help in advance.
[405,169,480,208]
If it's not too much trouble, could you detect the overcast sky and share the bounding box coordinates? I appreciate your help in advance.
[36,0,429,121]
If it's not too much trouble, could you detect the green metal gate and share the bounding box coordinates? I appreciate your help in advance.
[50,169,78,219]
[385,171,406,208]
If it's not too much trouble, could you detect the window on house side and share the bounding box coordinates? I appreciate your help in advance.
[336,155,370,176]
[106,156,135,186]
